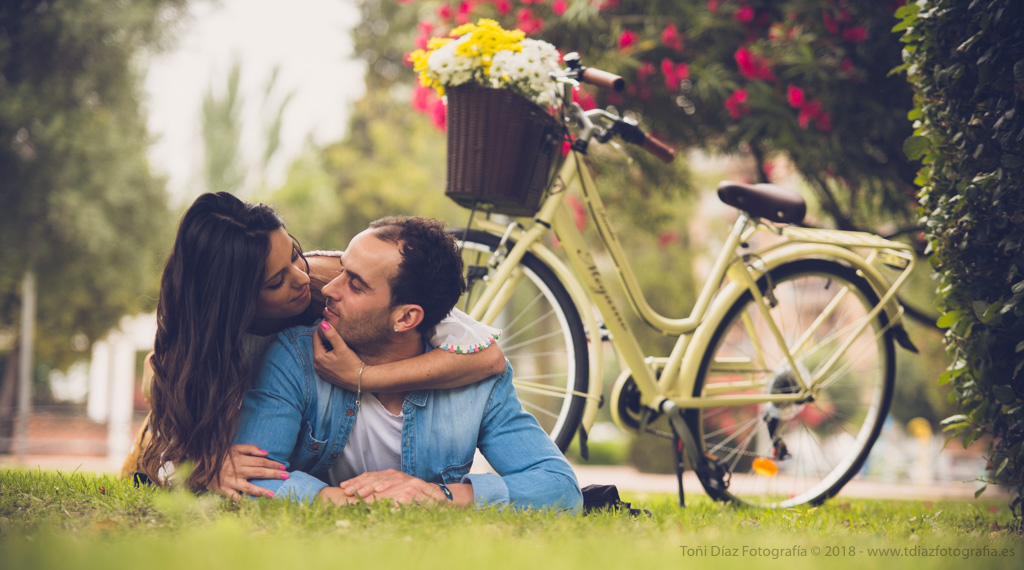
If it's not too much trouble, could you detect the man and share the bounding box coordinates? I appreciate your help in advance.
[233,216,582,511]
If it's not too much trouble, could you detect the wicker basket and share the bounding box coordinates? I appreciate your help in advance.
[445,85,562,216]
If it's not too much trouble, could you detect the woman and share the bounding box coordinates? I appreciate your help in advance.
[127,192,504,496]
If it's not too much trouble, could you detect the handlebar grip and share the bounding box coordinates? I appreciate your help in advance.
[642,134,676,163]
[581,68,626,91]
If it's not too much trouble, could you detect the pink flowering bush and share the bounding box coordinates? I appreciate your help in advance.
[366,0,916,232]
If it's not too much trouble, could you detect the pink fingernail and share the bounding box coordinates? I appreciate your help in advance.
[259,448,268,454]
[279,465,286,471]
[321,321,330,330]
[281,472,290,480]
[267,492,275,498]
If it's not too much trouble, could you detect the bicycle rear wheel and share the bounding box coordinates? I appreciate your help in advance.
[688,258,895,507]
[451,229,589,451]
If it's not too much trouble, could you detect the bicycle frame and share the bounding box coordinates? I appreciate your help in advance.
[463,138,916,438]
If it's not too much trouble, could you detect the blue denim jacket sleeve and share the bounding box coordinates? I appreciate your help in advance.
[233,334,328,504]
[462,365,583,513]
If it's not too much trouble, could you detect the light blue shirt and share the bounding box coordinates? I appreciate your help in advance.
[234,325,582,512]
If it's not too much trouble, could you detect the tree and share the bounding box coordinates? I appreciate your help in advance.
[202,60,294,196]
[898,0,1024,520]
[0,0,187,443]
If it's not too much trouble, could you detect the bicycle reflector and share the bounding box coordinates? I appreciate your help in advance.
[752,457,778,478]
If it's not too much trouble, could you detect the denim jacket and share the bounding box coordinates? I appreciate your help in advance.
[234,325,582,512]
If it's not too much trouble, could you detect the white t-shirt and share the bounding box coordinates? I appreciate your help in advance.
[328,394,404,485]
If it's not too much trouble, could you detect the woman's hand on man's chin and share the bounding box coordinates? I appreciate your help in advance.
[312,320,364,391]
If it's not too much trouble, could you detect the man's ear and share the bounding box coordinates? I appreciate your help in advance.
[392,304,424,333]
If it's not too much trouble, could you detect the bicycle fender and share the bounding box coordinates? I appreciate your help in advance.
[674,244,908,396]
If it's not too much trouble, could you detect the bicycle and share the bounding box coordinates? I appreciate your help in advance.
[448,54,918,508]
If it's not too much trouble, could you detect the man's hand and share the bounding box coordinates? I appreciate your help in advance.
[313,321,363,391]
[210,444,287,500]
[324,469,472,507]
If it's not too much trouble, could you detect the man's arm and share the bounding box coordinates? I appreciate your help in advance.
[464,364,583,512]
[232,333,330,503]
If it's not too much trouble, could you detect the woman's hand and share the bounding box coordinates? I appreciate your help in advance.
[313,321,363,390]
[210,444,287,500]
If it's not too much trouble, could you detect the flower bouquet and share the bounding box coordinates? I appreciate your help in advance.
[410,19,564,216]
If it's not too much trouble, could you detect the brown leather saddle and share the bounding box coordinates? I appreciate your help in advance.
[716,181,806,224]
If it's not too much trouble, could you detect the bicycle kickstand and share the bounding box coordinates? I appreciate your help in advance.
[671,430,687,508]
[665,403,730,507]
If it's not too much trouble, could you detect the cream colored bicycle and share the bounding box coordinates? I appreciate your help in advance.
[448,55,918,508]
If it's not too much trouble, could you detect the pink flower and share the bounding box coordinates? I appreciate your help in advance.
[599,0,620,10]
[724,89,749,119]
[437,5,452,20]
[839,57,854,73]
[517,8,545,35]
[661,59,690,91]
[619,29,637,50]
[842,25,868,42]
[796,98,831,131]
[431,99,447,131]
[572,88,597,111]
[708,0,719,14]
[494,0,513,15]
[822,10,839,34]
[658,231,679,249]
[734,46,775,81]
[786,85,805,108]
[552,1,568,16]
[661,23,684,51]
[411,85,433,112]
[456,2,473,24]
[566,195,587,231]
[734,6,755,24]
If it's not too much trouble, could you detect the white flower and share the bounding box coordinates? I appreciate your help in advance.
[420,26,560,106]
[426,35,476,87]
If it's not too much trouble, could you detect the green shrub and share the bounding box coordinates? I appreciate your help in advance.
[897,0,1024,519]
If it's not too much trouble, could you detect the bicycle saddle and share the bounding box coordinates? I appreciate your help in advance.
[716,181,807,224]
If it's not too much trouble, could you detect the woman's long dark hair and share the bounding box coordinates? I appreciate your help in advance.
[140,192,288,491]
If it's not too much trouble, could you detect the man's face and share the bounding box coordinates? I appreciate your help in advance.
[321,229,400,355]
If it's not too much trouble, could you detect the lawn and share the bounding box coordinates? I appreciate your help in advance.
[1,469,1021,570]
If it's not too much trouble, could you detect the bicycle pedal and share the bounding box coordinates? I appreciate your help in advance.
[698,453,731,491]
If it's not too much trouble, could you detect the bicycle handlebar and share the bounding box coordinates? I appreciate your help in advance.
[641,133,676,163]
[561,55,674,163]
[580,68,625,91]
[606,116,677,164]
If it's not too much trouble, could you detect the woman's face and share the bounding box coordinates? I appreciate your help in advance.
[254,227,311,321]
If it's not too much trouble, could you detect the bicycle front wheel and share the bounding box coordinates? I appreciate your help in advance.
[688,258,895,507]
[451,229,589,451]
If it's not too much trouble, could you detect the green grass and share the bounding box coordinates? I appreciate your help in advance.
[2,469,1021,570]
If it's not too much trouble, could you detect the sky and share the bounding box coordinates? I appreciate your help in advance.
[143,0,366,205]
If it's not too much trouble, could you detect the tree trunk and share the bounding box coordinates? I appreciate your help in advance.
[0,348,19,454]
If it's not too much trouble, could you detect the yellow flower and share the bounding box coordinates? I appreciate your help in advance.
[426,36,454,50]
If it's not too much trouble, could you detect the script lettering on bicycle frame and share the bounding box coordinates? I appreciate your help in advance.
[576,249,631,334]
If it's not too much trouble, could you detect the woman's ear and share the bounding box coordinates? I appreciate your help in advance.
[392,304,424,333]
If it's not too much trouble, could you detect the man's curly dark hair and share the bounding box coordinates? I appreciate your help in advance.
[368,216,466,333]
